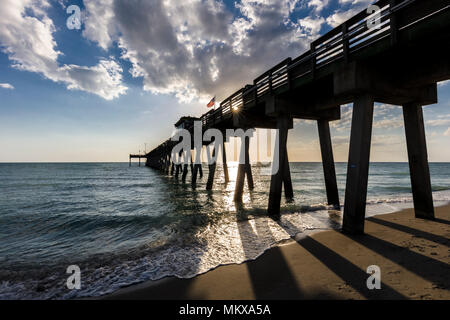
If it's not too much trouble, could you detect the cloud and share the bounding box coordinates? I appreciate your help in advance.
[0,83,14,90]
[426,114,450,127]
[297,16,325,40]
[0,0,397,103]
[82,0,309,102]
[326,0,372,27]
[0,0,127,100]
[339,0,372,5]
[444,128,450,136]
[308,0,330,13]
[331,103,403,132]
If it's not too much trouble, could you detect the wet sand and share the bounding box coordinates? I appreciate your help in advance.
[102,205,450,300]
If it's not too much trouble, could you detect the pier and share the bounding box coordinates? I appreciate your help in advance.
[141,0,450,234]
[129,154,147,167]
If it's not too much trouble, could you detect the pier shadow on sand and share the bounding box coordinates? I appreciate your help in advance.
[235,207,340,299]
[275,210,450,299]
[277,218,407,300]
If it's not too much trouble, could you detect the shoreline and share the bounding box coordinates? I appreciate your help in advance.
[101,204,450,300]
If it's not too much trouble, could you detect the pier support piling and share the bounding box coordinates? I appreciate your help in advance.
[175,150,182,178]
[318,119,340,208]
[170,161,175,175]
[192,146,203,185]
[222,139,230,183]
[206,146,216,190]
[402,103,435,220]
[342,94,374,235]
[234,135,253,202]
[182,164,189,183]
[192,164,200,186]
[198,164,203,179]
[246,139,254,191]
[268,116,291,219]
[283,150,293,200]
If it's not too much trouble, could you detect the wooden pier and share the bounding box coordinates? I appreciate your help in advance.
[129,154,147,167]
[140,0,450,234]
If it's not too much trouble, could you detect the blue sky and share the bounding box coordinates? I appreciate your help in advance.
[0,0,449,162]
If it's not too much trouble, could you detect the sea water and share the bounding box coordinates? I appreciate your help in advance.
[0,162,449,299]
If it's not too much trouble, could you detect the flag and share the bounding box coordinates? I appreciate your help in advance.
[207,96,215,108]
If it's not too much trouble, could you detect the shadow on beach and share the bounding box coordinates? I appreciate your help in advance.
[103,189,450,300]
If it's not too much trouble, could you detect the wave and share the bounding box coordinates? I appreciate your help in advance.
[1,187,449,300]
[432,185,450,192]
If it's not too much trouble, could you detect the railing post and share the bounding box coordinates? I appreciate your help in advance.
[286,67,292,91]
[253,80,258,104]
[342,22,349,63]
[310,42,316,78]
[390,0,398,45]
[269,72,273,94]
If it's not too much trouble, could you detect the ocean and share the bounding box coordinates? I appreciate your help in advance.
[0,162,449,299]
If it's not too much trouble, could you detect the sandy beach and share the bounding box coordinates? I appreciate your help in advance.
[102,204,450,300]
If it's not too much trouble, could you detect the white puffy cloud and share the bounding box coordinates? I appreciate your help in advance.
[82,0,308,102]
[297,16,325,40]
[0,0,127,100]
[308,0,330,13]
[326,0,372,27]
[0,83,15,90]
[339,0,369,4]
[427,118,450,126]
[326,9,358,27]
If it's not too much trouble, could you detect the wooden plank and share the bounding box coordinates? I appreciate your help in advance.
[402,103,435,220]
[342,95,374,234]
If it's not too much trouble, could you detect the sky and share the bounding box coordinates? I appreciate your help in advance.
[0,0,449,162]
